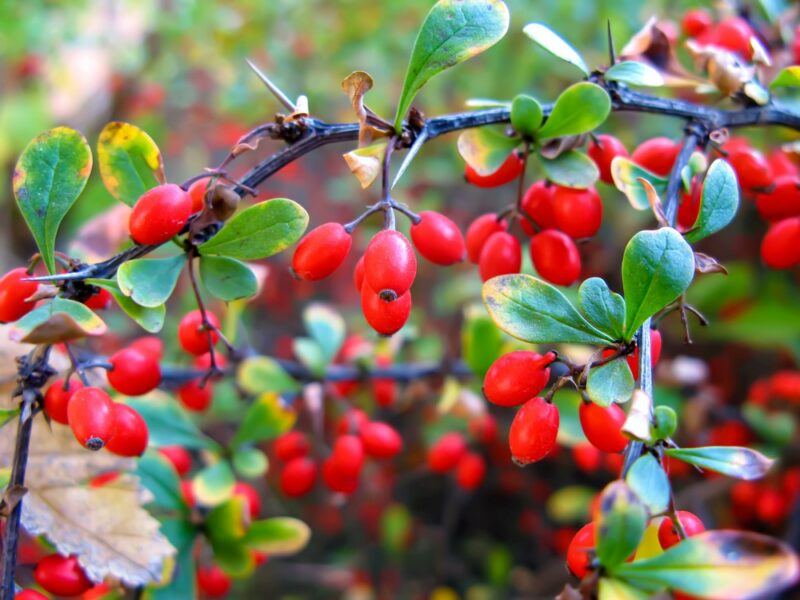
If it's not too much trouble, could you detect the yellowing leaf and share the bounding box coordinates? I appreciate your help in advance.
[98,121,165,207]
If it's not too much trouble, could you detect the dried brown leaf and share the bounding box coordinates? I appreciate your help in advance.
[622,389,653,442]
[620,18,702,87]
[343,140,389,189]
[694,252,728,275]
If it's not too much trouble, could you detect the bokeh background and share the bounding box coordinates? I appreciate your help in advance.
[3,0,800,598]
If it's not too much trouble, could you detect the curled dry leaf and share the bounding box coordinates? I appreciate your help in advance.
[0,420,175,587]
[638,178,669,228]
[694,252,728,275]
[342,140,389,189]
[622,389,653,442]
[685,41,762,101]
[620,17,702,87]
[539,134,587,160]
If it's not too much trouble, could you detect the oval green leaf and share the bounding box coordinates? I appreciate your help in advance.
[199,198,308,260]
[770,66,800,89]
[86,278,166,333]
[304,303,345,363]
[510,94,543,138]
[625,454,670,515]
[97,121,165,206]
[232,447,269,479]
[663,446,773,480]
[462,305,505,377]
[579,277,626,340]
[457,126,520,176]
[596,480,648,569]
[586,359,635,407]
[537,82,611,140]
[237,355,301,395]
[117,255,185,308]
[622,228,695,340]
[13,127,92,273]
[684,159,740,243]
[540,150,599,189]
[233,393,296,446]
[394,0,510,128]
[192,460,236,507]
[605,61,664,87]
[199,255,258,302]
[482,274,616,345]
[244,517,311,557]
[9,298,106,343]
[522,23,589,76]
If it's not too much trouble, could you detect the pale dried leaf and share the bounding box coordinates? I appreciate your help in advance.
[342,71,377,146]
[622,389,653,442]
[0,420,174,586]
[686,41,756,97]
[343,140,388,189]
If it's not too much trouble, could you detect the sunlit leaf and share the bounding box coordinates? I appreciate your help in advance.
[663,446,773,480]
[394,0,510,128]
[117,255,185,308]
[537,83,611,139]
[13,127,92,273]
[244,517,311,556]
[97,121,165,207]
[9,298,106,343]
[523,23,589,75]
[599,578,649,600]
[457,126,520,176]
[610,157,669,211]
[770,66,800,89]
[605,61,664,87]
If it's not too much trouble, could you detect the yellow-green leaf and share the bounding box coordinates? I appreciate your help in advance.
[98,121,165,206]
[9,298,106,343]
[243,517,311,557]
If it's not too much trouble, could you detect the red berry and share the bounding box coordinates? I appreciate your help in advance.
[360,422,402,459]
[456,452,486,490]
[579,402,628,453]
[469,414,498,445]
[761,217,800,269]
[677,177,702,232]
[681,9,712,37]
[129,183,192,245]
[715,17,756,59]
[43,378,83,425]
[159,446,192,476]
[728,149,772,192]
[0,267,38,323]
[84,287,113,310]
[464,152,524,188]
[756,176,800,221]
[658,511,705,549]
[178,379,213,412]
[520,180,558,234]
[107,347,161,396]
[129,336,164,361]
[757,487,789,525]
[364,230,417,299]
[178,309,220,355]
[188,179,210,213]
[588,135,628,184]
[292,222,352,281]
[566,523,595,578]
[360,285,411,335]
[530,229,581,286]
[105,403,149,457]
[336,409,369,436]
[626,329,663,380]
[553,186,603,239]
[353,255,365,292]
[632,138,680,176]
[16,590,48,600]
[233,482,261,519]
[180,479,196,507]
[483,351,555,407]
[410,211,466,265]
[274,431,310,462]
[428,432,467,473]
[478,232,521,281]
[509,397,560,465]
[34,554,92,597]
[329,434,365,480]
[196,564,231,598]
[280,457,317,497]
[194,351,228,373]
[67,387,116,450]
[322,457,359,494]
[465,213,507,263]
[768,151,799,179]
[572,443,602,472]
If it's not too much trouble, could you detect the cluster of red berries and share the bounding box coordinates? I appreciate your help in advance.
[680,10,758,60]
[275,414,403,498]
[426,431,487,491]
[291,210,465,335]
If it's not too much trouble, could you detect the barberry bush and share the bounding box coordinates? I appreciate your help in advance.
[2,0,800,598]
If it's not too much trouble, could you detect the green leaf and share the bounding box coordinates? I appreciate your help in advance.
[613,531,800,598]
[545,485,595,523]
[482,274,616,345]
[244,517,311,557]
[625,454,670,515]
[605,61,664,87]
[540,150,599,189]
[236,356,301,395]
[684,159,740,243]
[146,519,197,600]
[9,298,106,344]
[97,121,165,206]
[232,447,269,479]
[579,277,626,339]
[510,94,543,137]
[462,305,504,377]
[12,127,92,273]
[522,23,588,75]
[381,504,413,554]
[622,228,695,340]
[136,451,185,512]
[303,303,345,363]
[456,126,520,176]
[538,83,611,140]
[192,460,236,507]
[598,578,649,600]
[610,157,669,211]
[596,481,647,569]
[198,198,308,260]
[207,497,247,543]
[199,255,258,302]
[86,278,165,333]
[393,0,510,128]
[770,65,800,89]
[0,409,19,430]
[233,393,297,446]
[293,338,328,378]
[663,446,773,480]
[126,393,212,450]
[742,403,796,447]
[586,359,635,407]
[117,255,184,308]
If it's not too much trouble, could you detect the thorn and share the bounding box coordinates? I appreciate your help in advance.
[607,20,617,66]
[391,129,428,190]
[245,59,297,112]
